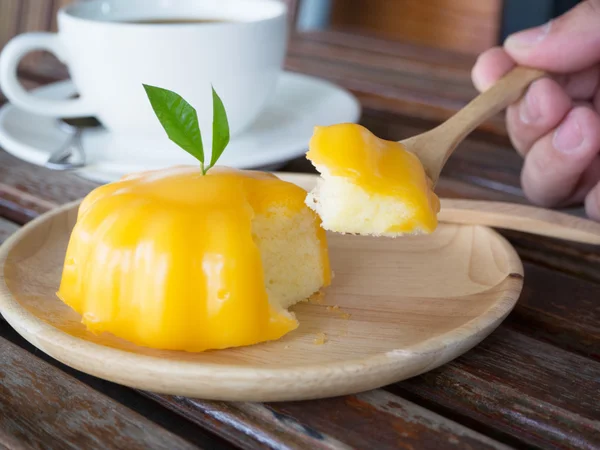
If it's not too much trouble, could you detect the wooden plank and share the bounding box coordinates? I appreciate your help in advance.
[0,0,22,49]
[330,0,502,55]
[298,29,477,69]
[18,0,54,33]
[286,57,482,131]
[147,390,511,450]
[286,64,505,138]
[507,262,600,357]
[148,325,600,449]
[393,328,600,450]
[0,151,97,224]
[0,217,18,244]
[0,337,200,450]
[290,36,475,83]
[286,30,507,136]
[503,231,600,284]
[0,324,234,450]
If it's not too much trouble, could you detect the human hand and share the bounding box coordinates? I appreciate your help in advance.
[471,0,600,221]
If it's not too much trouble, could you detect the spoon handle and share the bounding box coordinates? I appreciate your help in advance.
[439,199,600,245]
[439,67,545,142]
[405,67,545,183]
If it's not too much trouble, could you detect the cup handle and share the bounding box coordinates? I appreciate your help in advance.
[0,32,94,117]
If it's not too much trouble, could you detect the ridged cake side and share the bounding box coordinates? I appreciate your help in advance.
[58,166,330,352]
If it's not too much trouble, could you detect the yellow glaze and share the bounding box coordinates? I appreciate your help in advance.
[307,123,440,233]
[58,166,330,352]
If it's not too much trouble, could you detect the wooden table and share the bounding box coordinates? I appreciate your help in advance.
[1,31,599,450]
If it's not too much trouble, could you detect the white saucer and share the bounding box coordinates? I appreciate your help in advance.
[0,72,360,183]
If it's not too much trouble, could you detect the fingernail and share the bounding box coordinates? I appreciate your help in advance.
[519,88,541,124]
[505,21,552,49]
[553,113,583,154]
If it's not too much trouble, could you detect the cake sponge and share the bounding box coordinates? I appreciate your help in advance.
[253,203,330,311]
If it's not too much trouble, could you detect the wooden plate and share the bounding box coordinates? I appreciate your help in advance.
[0,174,523,402]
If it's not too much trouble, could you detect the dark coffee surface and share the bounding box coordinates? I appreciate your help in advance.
[121,18,230,24]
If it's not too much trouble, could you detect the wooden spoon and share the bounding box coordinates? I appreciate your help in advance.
[439,199,600,245]
[401,66,546,183]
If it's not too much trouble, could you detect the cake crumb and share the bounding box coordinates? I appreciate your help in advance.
[313,332,328,345]
[326,305,350,320]
[308,291,325,304]
[284,345,290,350]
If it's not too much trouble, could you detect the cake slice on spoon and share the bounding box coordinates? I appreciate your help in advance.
[306,67,545,237]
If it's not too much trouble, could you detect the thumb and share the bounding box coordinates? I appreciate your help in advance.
[504,0,600,72]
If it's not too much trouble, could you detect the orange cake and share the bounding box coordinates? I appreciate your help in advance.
[305,123,440,236]
[57,166,330,352]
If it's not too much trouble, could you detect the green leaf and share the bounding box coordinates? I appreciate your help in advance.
[143,84,204,166]
[208,85,230,170]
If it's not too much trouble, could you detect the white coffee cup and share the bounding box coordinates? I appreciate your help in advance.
[0,0,287,138]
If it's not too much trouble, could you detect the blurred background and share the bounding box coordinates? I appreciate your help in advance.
[297,0,581,53]
[0,0,586,168]
[1,0,582,56]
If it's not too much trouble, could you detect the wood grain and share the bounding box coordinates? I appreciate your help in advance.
[297,29,477,69]
[0,197,523,401]
[507,262,600,358]
[330,0,502,54]
[394,327,600,449]
[0,337,199,450]
[147,390,511,450]
[0,151,95,223]
[503,230,600,284]
[439,198,600,245]
[286,31,508,135]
